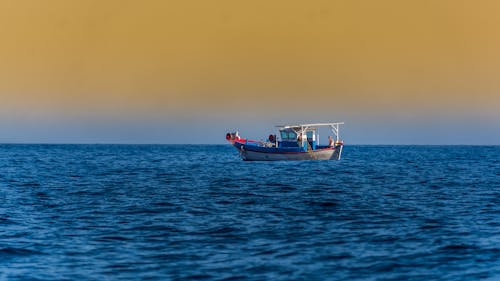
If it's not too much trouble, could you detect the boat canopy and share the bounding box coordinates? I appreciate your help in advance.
[276,122,344,143]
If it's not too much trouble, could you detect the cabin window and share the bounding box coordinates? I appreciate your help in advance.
[280,130,297,140]
[306,131,313,139]
[280,131,289,140]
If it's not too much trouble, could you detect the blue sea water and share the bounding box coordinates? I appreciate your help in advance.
[0,144,499,280]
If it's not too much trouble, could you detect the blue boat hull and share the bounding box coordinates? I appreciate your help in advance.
[233,142,343,161]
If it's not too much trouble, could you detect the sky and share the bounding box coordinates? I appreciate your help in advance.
[0,0,499,144]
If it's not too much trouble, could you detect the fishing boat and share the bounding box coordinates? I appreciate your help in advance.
[226,123,344,161]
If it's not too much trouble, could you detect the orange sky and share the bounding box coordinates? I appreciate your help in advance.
[0,0,499,143]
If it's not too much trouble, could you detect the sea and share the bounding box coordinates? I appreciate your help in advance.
[0,144,499,280]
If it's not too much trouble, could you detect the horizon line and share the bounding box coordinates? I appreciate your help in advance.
[0,142,498,146]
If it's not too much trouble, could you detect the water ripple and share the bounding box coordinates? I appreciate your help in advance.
[0,144,498,280]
